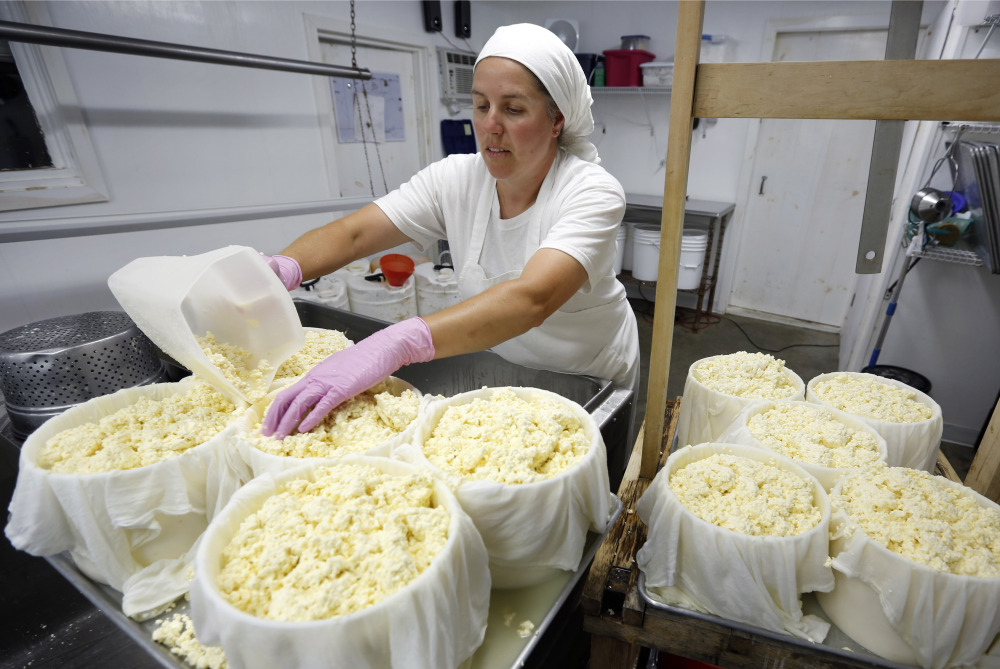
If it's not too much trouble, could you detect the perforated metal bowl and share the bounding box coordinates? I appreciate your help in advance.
[0,311,167,439]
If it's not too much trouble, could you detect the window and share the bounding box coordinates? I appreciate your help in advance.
[0,40,53,170]
[0,2,107,213]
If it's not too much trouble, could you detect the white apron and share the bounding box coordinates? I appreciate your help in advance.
[458,172,639,389]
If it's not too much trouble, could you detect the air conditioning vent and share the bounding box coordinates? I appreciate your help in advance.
[438,48,475,103]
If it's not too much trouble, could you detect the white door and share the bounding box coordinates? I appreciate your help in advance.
[726,29,888,329]
[319,38,427,198]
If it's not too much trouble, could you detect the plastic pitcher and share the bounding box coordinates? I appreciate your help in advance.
[108,245,304,407]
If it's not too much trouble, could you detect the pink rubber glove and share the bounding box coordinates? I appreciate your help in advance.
[261,317,435,439]
[262,254,302,291]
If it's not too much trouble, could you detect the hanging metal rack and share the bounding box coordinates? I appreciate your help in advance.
[0,19,371,79]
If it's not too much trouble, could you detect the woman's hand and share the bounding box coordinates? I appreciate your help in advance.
[261,318,435,439]
[262,254,302,291]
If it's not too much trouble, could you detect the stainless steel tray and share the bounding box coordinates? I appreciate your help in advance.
[637,573,921,669]
[46,496,623,669]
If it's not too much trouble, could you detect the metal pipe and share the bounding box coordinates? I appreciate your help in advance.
[0,19,371,79]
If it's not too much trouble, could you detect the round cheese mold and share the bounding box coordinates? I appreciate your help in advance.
[677,352,806,449]
[817,467,1000,667]
[402,386,613,589]
[806,372,942,472]
[189,456,490,669]
[720,400,888,492]
[5,377,247,619]
[636,443,833,642]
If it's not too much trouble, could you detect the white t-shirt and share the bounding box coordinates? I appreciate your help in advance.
[376,149,638,387]
[376,150,626,308]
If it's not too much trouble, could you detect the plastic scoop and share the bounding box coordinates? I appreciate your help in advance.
[108,245,305,407]
[379,254,415,287]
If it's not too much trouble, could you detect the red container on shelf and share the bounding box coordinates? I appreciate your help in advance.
[602,49,656,86]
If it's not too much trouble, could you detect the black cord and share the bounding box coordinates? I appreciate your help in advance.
[721,315,839,354]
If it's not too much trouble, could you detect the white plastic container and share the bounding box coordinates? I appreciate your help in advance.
[621,221,636,271]
[640,61,674,87]
[613,225,628,275]
[343,264,417,323]
[677,228,709,290]
[108,245,304,407]
[413,262,460,316]
[292,274,350,311]
[631,224,661,282]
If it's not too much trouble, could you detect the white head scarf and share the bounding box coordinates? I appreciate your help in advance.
[475,23,600,164]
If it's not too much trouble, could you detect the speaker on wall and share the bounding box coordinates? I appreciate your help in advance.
[422,1,442,33]
[454,1,471,38]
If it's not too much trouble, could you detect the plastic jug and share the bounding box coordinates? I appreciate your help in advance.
[108,245,304,406]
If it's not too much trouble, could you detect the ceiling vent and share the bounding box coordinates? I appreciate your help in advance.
[438,48,475,104]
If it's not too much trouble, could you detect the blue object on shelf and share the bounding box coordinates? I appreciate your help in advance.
[441,119,477,156]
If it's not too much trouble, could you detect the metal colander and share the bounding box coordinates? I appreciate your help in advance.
[0,311,167,438]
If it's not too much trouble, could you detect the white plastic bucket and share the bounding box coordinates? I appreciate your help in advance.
[678,229,709,290]
[621,221,636,271]
[631,224,661,282]
[613,225,628,275]
[413,262,460,316]
[344,265,417,323]
[292,274,350,310]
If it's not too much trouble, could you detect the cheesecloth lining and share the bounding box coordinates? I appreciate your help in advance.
[636,443,834,642]
[824,475,1000,669]
[4,378,245,619]
[476,23,599,164]
[676,357,806,450]
[189,456,490,669]
[395,387,613,588]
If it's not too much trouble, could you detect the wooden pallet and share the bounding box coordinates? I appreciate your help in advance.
[581,398,967,669]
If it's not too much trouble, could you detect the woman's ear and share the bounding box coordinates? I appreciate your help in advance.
[553,112,566,138]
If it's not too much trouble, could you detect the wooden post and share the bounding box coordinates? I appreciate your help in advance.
[966,396,1000,503]
[641,0,704,480]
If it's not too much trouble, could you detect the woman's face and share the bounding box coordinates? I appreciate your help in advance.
[471,57,564,188]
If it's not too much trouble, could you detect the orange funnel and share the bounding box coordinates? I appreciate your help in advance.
[379,254,415,287]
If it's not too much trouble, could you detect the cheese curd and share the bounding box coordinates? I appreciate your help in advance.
[693,352,797,400]
[216,463,450,621]
[197,332,273,402]
[246,381,420,458]
[38,380,238,473]
[422,388,589,484]
[747,403,883,469]
[152,613,228,669]
[669,453,822,537]
[811,373,932,423]
[832,467,1000,577]
[272,329,352,383]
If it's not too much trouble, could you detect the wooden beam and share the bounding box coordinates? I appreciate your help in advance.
[966,396,1000,503]
[693,60,1000,120]
[642,0,704,480]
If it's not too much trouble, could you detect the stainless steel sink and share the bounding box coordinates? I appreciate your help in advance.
[293,300,635,490]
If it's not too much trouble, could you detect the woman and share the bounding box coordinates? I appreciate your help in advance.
[262,23,639,440]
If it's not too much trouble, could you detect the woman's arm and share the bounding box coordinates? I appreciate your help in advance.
[423,247,588,358]
[279,203,413,281]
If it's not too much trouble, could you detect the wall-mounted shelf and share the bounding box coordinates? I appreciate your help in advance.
[590,86,671,95]
[909,244,984,266]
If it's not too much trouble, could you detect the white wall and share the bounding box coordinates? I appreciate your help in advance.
[2,0,993,443]
[842,0,1000,446]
